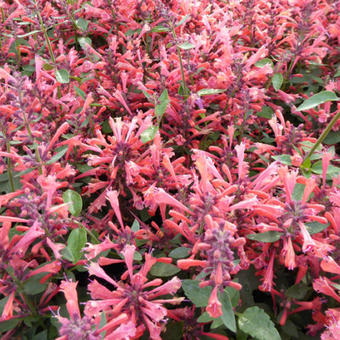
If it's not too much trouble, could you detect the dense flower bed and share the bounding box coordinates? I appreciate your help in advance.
[0,0,340,339]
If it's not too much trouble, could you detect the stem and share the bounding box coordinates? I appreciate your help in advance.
[302,110,340,165]
[6,140,15,192]
[34,1,56,64]
[5,267,38,317]
[170,23,189,98]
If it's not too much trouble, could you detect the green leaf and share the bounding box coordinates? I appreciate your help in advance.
[140,125,158,143]
[197,312,216,323]
[246,231,282,243]
[151,26,170,33]
[182,280,212,307]
[311,160,340,179]
[23,273,48,295]
[238,306,281,340]
[119,250,142,262]
[169,247,191,259]
[224,285,240,307]
[0,319,21,333]
[66,228,87,264]
[131,219,140,232]
[257,106,274,118]
[272,154,292,165]
[55,69,70,84]
[99,312,107,338]
[76,18,88,31]
[255,58,274,68]
[176,14,191,27]
[0,171,21,194]
[46,145,68,164]
[272,73,283,91]
[292,183,306,201]
[324,131,340,145]
[149,262,180,277]
[155,89,169,122]
[17,30,42,38]
[334,69,340,78]
[0,295,10,315]
[285,283,310,300]
[305,221,330,234]
[178,42,195,50]
[74,86,86,100]
[197,88,226,96]
[162,320,183,340]
[219,290,236,332]
[63,189,83,217]
[78,37,92,49]
[32,330,48,340]
[296,91,340,111]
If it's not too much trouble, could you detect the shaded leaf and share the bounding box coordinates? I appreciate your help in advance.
[66,228,87,264]
[169,247,191,259]
[305,221,330,234]
[219,290,236,332]
[150,262,180,277]
[285,283,310,300]
[182,280,212,307]
[257,106,274,118]
[46,145,68,165]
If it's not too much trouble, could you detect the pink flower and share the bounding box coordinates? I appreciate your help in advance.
[206,286,223,318]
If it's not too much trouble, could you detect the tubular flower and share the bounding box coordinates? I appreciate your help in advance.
[85,245,183,339]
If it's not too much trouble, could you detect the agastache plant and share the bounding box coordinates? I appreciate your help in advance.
[0,0,339,339]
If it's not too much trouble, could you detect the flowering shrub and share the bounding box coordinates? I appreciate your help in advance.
[0,0,340,339]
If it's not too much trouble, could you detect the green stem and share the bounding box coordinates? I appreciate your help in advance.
[5,267,38,317]
[74,221,100,244]
[170,24,189,98]
[6,140,15,193]
[34,1,56,64]
[302,110,340,165]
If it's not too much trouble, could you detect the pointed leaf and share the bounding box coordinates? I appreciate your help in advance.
[66,228,87,264]
[296,91,340,111]
[155,89,169,122]
[178,42,195,50]
[272,73,284,91]
[255,58,273,68]
[197,88,226,96]
[150,262,180,277]
[247,231,282,243]
[182,280,212,307]
[238,306,281,340]
[169,247,191,259]
[46,145,68,165]
[140,125,158,143]
[219,290,236,332]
